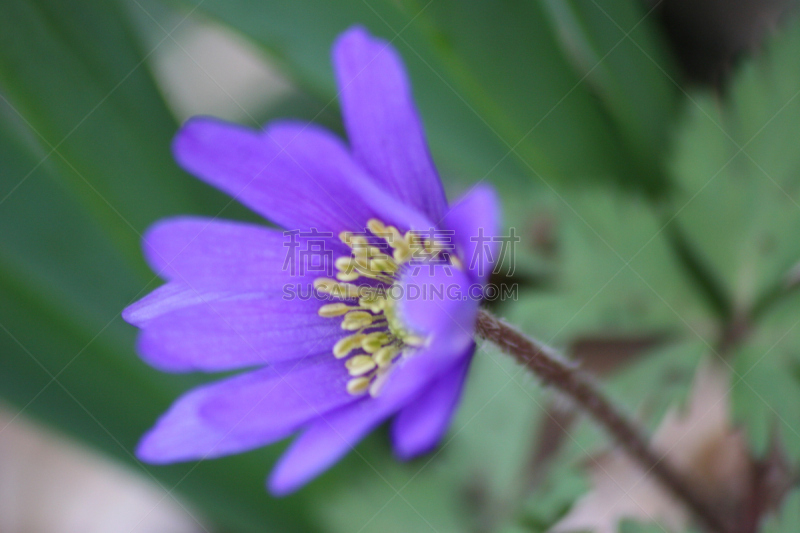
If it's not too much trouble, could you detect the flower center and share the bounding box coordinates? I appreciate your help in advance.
[314,218,452,397]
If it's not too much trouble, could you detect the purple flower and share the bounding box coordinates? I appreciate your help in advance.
[123,26,499,495]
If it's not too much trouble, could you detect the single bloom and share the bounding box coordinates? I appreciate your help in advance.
[123,26,499,495]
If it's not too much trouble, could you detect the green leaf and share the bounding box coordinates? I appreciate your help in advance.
[731,298,800,460]
[518,460,589,533]
[0,0,251,262]
[669,18,800,312]
[0,1,318,531]
[604,340,702,431]
[167,0,677,192]
[540,0,678,160]
[0,104,324,533]
[505,188,709,346]
[763,489,800,533]
[665,18,800,462]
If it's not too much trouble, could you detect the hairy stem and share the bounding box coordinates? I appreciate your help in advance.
[475,309,731,533]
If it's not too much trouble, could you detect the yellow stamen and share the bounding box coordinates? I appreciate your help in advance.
[393,246,412,263]
[362,332,390,353]
[335,256,355,271]
[316,218,440,396]
[336,271,361,282]
[318,303,354,317]
[367,218,386,235]
[333,333,366,358]
[314,278,360,299]
[347,376,371,395]
[374,345,400,367]
[370,257,398,273]
[405,334,426,347]
[359,293,386,313]
[341,311,375,330]
[345,355,377,376]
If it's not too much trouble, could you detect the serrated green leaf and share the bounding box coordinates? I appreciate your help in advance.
[669,18,800,312]
[505,188,709,347]
[731,302,800,460]
[604,340,702,431]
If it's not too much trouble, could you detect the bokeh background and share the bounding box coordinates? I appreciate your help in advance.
[2,0,800,532]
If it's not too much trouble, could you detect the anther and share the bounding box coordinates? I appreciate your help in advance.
[359,293,386,313]
[370,257,397,273]
[345,355,377,376]
[333,333,366,358]
[386,226,403,244]
[314,278,360,299]
[362,332,390,353]
[374,345,400,367]
[341,311,375,330]
[393,246,412,263]
[335,256,354,271]
[349,236,369,250]
[404,334,425,347]
[318,303,354,317]
[336,271,360,282]
[346,377,371,395]
[367,219,386,235]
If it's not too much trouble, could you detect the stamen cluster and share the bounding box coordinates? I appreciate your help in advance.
[314,219,447,396]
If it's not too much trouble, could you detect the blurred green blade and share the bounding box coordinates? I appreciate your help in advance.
[172,0,677,192]
[540,0,678,183]
[421,0,675,191]
[0,0,229,259]
[158,0,518,187]
[0,104,321,533]
[0,1,323,531]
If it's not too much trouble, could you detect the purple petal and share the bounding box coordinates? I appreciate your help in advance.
[173,118,431,235]
[391,353,471,460]
[137,367,312,463]
[333,27,447,222]
[266,326,475,494]
[265,122,434,232]
[267,381,417,496]
[122,282,231,327]
[397,264,478,343]
[200,354,356,434]
[141,217,342,290]
[381,266,477,404]
[443,185,501,284]
[173,118,357,234]
[136,295,343,372]
[266,401,382,495]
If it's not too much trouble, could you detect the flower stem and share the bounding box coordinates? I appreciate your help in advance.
[475,309,731,533]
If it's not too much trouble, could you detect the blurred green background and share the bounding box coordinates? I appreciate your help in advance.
[2,0,800,531]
